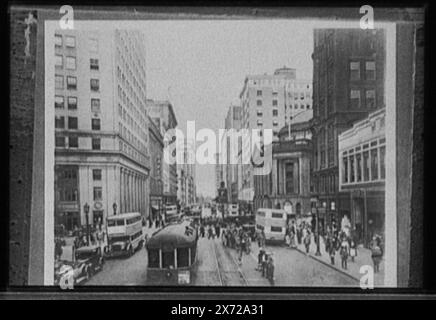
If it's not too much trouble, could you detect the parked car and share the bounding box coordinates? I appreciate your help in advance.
[72,245,104,284]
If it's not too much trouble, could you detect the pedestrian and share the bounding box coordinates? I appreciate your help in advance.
[340,237,349,270]
[370,236,383,273]
[55,238,63,261]
[216,224,220,238]
[207,225,212,239]
[297,224,302,245]
[329,243,336,265]
[304,230,311,254]
[211,225,216,239]
[257,247,265,271]
[349,240,357,262]
[200,224,205,238]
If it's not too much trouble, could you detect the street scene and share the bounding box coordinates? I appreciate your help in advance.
[52,21,387,287]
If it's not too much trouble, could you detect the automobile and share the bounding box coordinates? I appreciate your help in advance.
[73,245,105,283]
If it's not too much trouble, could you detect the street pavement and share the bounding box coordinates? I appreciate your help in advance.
[293,233,384,287]
[85,227,357,287]
[81,208,361,287]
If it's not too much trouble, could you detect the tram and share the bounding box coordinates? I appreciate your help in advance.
[145,220,198,285]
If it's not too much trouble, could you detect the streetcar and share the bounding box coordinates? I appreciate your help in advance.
[145,220,198,285]
[105,212,144,258]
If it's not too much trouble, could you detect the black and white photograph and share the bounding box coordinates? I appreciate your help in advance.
[8,4,428,297]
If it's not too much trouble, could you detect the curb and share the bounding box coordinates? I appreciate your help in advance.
[293,247,360,282]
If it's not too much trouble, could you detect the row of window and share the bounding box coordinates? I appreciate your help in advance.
[55,96,101,113]
[55,136,101,150]
[55,34,98,52]
[341,141,386,184]
[350,61,376,81]
[349,89,376,109]
[55,75,100,92]
[55,55,99,71]
[55,116,101,130]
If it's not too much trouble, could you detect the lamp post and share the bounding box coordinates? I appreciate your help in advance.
[315,200,321,256]
[84,203,90,244]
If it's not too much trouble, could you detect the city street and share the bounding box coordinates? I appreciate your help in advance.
[86,221,357,287]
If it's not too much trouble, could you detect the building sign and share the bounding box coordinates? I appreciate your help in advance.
[94,202,103,210]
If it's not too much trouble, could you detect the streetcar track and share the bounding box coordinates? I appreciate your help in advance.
[213,240,248,286]
[211,239,224,286]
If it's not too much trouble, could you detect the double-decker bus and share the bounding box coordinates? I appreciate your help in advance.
[146,220,198,285]
[255,208,288,244]
[164,204,180,223]
[105,212,144,257]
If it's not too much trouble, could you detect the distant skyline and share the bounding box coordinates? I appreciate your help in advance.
[142,20,314,197]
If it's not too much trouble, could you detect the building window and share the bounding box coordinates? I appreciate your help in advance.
[356,153,362,182]
[257,90,262,96]
[257,120,263,126]
[91,99,101,113]
[349,156,355,182]
[93,187,102,201]
[89,38,98,52]
[67,96,77,110]
[66,76,77,90]
[363,151,370,181]
[68,116,78,129]
[257,110,263,117]
[90,58,99,70]
[273,109,278,117]
[92,118,101,130]
[350,90,361,109]
[90,79,99,92]
[55,34,62,47]
[68,136,78,148]
[55,55,63,68]
[55,136,65,147]
[256,100,262,106]
[380,146,386,179]
[365,61,376,80]
[55,95,64,109]
[65,35,76,48]
[272,100,278,106]
[306,104,310,109]
[93,169,102,181]
[285,162,294,194]
[350,61,360,80]
[55,116,65,129]
[273,121,278,127]
[300,93,304,100]
[55,75,64,89]
[65,56,76,70]
[342,156,348,183]
[366,89,376,109]
[371,149,378,180]
[92,138,101,150]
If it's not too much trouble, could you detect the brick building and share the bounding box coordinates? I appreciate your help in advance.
[310,28,386,231]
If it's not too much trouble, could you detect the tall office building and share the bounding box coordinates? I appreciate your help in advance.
[238,67,312,208]
[54,29,150,231]
[147,99,178,205]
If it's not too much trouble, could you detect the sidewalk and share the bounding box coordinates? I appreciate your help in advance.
[294,234,384,287]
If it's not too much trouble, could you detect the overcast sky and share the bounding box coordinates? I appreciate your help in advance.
[142,20,314,197]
